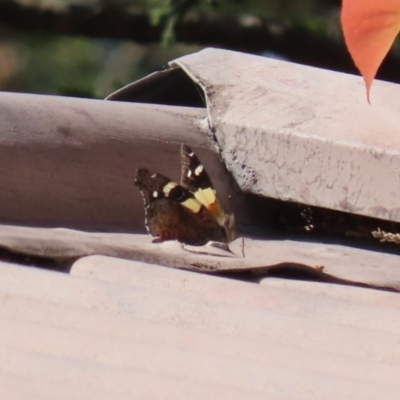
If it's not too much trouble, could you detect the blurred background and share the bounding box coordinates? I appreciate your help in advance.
[1,0,400,99]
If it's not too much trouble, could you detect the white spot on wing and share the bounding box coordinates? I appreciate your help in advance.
[150,173,157,178]
[194,165,203,176]
[187,169,192,178]
[153,191,158,198]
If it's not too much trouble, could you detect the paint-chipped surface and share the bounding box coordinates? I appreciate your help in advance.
[170,48,400,222]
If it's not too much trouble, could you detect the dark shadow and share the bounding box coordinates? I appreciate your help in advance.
[106,68,206,108]
[0,247,76,273]
[238,192,400,257]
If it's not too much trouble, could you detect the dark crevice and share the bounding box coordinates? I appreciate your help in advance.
[238,192,400,257]
[0,247,76,272]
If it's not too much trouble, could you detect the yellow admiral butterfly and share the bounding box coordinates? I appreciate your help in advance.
[135,144,235,246]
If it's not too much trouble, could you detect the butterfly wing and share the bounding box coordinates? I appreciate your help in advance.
[135,168,225,245]
[180,145,236,242]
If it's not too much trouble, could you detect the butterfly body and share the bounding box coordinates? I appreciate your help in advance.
[135,145,235,245]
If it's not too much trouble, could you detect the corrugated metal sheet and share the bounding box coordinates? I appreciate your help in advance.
[1,47,400,399]
[1,256,400,398]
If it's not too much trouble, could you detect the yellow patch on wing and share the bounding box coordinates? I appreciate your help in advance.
[163,182,177,196]
[193,187,226,220]
[194,187,216,207]
[181,197,202,213]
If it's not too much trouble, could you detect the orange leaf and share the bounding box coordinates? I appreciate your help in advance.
[341,0,400,101]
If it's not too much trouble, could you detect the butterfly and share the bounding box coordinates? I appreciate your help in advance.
[135,144,235,246]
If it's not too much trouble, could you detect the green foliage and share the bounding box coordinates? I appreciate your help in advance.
[0,30,202,98]
[5,35,102,97]
[128,0,335,46]
[135,0,330,21]
[144,0,216,45]
[0,0,342,97]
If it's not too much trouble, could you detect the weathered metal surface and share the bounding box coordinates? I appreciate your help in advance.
[1,257,400,399]
[113,48,400,222]
[1,49,400,400]
[0,224,399,290]
[0,91,238,232]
